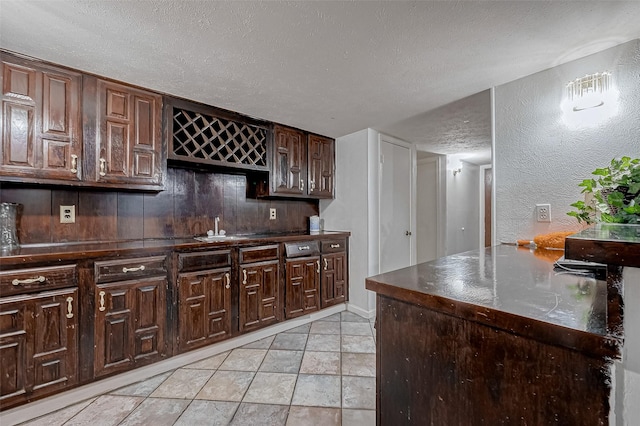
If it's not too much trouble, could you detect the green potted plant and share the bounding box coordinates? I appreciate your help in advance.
[567,156,640,224]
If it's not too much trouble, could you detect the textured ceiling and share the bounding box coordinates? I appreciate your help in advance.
[390,90,492,164]
[2,1,640,161]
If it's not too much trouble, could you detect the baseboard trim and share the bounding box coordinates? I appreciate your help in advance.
[347,303,376,319]
[1,304,347,425]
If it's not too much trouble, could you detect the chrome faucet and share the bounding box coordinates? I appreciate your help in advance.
[214,216,220,236]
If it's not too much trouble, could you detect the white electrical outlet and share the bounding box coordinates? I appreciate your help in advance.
[60,205,76,223]
[269,208,276,220]
[535,204,551,222]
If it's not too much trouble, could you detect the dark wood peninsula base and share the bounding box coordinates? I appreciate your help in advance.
[366,245,620,425]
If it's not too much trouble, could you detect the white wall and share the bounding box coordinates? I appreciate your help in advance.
[495,39,640,244]
[320,129,371,315]
[321,128,419,317]
[445,157,481,255]
[494,39,640,426]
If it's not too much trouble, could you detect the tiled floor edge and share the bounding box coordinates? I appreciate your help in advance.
[1,304,347,425]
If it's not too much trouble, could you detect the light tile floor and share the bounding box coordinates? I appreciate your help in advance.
[21,311,376,426]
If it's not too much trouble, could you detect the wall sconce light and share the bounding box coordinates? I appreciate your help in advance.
[451,159,463,176]
[561,71,618,129]
[566,71,611,111]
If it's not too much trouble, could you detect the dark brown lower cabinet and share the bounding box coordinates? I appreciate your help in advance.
[93,256,167,378]
[0,288,78,409]
[239,260,280,332]
[238,245,280,333]
[285,256,320,319]
[177,268,232,352]
[0,236,349,410]
[320,252,347,308]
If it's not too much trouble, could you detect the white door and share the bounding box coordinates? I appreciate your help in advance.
[379,138,412,273]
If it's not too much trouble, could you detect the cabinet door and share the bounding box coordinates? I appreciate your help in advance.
[1,55,82,182]
[94,282,134,377]
[272,125,306,195]
[0,296,29,403]
[259,261,279,325]
[308,134,335,198]
[285,257,320,319]
[95,79,163,188]
[0,288,78,408]
[94,276,165,378]
[321,252,347,308]
[132,277,166,364]
[240,260,279,333]
[177,268,232,353]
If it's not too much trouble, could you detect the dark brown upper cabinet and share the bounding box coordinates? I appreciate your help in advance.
[1,51,165,191]
[1,53,83,183]
[255,124,335,199]
[307,134,335,198]
[84,77,165,190]
[165,97,270,173]
[273,125,306,196]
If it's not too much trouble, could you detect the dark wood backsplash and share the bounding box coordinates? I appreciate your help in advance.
[0,168,319,244]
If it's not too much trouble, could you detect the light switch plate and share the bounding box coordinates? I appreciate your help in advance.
[60,205,76,223]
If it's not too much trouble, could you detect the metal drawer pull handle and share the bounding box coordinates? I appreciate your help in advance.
[330,244,340,248]
[300,179,304,192]
[12,276,45,286]
[122,265,145,273]
[99,158,107,176]
[242,269,247,284]
[98,291,106,312]
[298,246,310,251]
[310,180,315,191]
[70,154,78,173]
[316,260,320,274]
[324,258,328,270]
[66,297,74,319]
[225,273,230,289]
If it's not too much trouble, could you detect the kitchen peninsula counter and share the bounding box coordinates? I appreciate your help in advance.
[565,223,640,267]
[365,244,618,425]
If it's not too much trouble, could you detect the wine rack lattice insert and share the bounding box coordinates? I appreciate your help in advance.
[171,108,267,167]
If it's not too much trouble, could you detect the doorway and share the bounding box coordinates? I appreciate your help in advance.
[479,165,493,248]
[416,156,439,263]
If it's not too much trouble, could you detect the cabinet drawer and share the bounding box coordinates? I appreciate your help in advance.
[0,264,77,296]
[285,241,320,258]
[178,250,231,272]
[321,239,347,253]
[239,245,279,264]
[94,255,167,283]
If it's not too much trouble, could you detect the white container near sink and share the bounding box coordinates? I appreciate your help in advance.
[310,215,320,233]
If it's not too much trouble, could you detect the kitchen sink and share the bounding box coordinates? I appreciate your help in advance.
[194,235,245,243]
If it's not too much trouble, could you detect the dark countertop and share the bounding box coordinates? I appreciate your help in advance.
[366,244,618,358]
[0,230,350,266]
[565,223,640,267]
